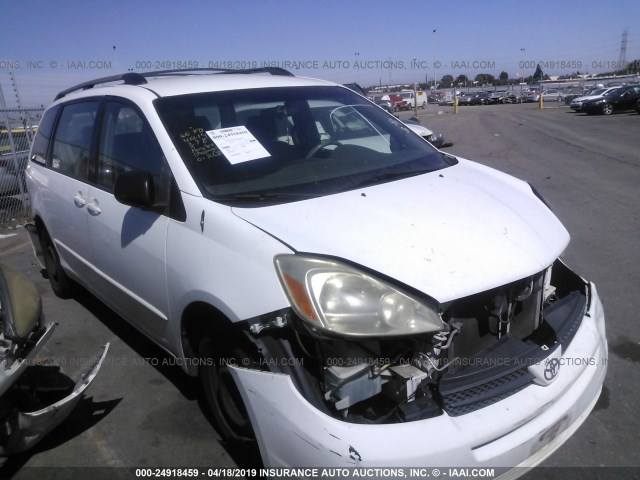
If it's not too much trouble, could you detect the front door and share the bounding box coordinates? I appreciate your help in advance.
[86,99,171,346]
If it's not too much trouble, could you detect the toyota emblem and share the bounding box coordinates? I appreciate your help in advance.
[544,358,561,381]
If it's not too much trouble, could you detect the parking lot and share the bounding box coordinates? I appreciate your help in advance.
[0,102,638,478]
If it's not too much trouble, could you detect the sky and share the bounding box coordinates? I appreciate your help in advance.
[1,0,639,107]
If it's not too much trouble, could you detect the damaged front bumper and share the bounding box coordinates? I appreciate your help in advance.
[230,281,606,471]
[0,341,110,456]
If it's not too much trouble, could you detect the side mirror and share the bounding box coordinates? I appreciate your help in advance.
[114,170,156,209]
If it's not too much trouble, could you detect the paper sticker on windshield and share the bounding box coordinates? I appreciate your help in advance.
[206,126,270,164]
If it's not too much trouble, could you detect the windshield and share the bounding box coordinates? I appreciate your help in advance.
[155,86,449,204]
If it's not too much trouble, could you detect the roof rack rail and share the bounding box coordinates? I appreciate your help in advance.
[54,67,295,101]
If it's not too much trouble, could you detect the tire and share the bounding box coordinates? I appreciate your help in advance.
[602,103,613,115]
[41,229,75,298]
[557,96,563,102]
[199,337,255,443]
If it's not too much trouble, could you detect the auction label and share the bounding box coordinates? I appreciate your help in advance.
[206,126,270,164]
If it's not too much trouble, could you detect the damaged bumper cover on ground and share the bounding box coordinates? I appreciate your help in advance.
[230,277,606,471]
[0,341,109,456]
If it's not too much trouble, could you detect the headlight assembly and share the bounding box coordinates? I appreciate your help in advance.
[274,254,444,337]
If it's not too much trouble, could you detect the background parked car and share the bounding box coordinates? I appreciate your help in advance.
[402,117,445,148]
[487,91,507,104]
[373,95,394,114]
[501,92,521,104]
[456,92,474,105]
[399,90,428,109]
[531,89,564,102]
[570,87,620,111]
[388,93,408,111]
[563,87,592,106]
[511,91,529,103]
[581,85,640,115]
[428,90,446,104]
[470,91,490,105]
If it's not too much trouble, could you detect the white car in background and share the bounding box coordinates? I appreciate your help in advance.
[25,68,607,473]
[402,118,445,148]
[531,89,565,102]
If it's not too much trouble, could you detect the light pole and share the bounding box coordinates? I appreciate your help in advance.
[432,29,437,90]
[354,52,360,84]
[520,48,525,90]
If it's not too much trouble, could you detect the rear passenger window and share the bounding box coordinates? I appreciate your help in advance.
[97,101,169,202]
[51,101,99,178]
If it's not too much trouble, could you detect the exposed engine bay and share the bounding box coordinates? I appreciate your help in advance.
[246,258,588,424]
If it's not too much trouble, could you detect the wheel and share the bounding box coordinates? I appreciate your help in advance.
[602,103,613,115]
[421,102,426,110]
[40,228,75,298]
[557,96,563,102]
[199,338,255,443]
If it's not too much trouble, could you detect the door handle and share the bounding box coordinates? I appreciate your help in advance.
[87,199,102,216]
[73,192,86,208]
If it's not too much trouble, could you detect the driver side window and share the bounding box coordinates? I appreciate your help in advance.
[97,101,170,204]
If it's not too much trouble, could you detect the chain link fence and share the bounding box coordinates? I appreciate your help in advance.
[0,109,43,228]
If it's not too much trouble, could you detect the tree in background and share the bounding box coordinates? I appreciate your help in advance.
[456,74,469,87]
[499,71,509,85]
[440,75,454,88]
[474,73,495,85]
[532,64,544,83]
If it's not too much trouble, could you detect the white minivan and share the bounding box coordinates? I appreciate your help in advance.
[26,69,607,473]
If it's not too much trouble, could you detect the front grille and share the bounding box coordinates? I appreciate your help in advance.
[437,257,589,417]
[439,288,587,417]
[440,366,534,416]
[543,290,586,347]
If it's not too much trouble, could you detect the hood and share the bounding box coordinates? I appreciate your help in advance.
[573,95,598,102]
[233,159,569,303]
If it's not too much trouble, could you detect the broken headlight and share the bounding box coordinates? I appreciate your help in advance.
[274,254,444,337]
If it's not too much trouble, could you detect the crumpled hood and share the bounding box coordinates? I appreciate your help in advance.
[233,159,569,303]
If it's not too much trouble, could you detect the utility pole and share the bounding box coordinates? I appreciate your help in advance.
[617,28,628,71]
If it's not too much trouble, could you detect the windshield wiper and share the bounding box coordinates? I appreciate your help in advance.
[215,191,319,201]
[350,169,435,189]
